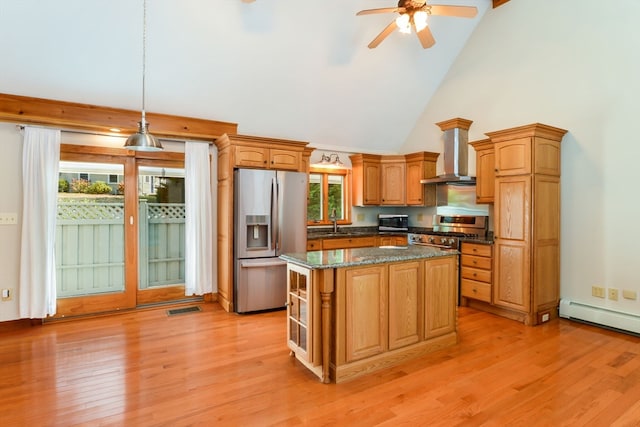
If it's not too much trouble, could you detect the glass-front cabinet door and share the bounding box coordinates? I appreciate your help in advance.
[287,264,313,363]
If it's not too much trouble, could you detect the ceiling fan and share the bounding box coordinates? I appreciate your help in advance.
[357,0,477,49]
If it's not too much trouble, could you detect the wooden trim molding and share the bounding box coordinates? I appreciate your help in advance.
[493,0,511,7]
[0,93,238,141]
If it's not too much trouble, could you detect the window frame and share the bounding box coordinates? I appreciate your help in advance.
[307,166,351,226]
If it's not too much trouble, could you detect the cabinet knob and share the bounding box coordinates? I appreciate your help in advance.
[473,288,477,293]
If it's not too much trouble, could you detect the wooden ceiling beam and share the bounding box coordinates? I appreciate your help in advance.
[493,0,510,7]
[0,93,237,141]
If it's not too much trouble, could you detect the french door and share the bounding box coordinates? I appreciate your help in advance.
[55,146,188,318]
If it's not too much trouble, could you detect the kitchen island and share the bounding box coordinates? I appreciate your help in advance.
[280,246,458,383]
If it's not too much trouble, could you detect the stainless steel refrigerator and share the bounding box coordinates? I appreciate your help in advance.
[233,168,307,313]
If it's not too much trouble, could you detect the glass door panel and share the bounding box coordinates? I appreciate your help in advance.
[136,164,187,304]
[55,158,133,316]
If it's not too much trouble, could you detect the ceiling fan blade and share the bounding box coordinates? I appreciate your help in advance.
[428,5,478,18]
[368,20,398,49]
[415,25,436,49]
[357,7,405,16]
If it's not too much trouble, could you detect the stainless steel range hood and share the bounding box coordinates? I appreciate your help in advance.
[420,118,475,184]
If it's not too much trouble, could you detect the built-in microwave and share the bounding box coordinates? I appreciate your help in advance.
[378,214,409,232]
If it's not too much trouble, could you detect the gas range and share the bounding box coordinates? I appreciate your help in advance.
[408,214,488,250]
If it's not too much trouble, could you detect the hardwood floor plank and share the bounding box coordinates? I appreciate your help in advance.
[2,305,640,426]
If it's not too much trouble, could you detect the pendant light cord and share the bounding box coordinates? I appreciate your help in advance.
[141,0,148,124]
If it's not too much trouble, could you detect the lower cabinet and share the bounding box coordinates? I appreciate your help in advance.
[322,236,376,250]
[334,255,458,381]
[343,265,388,362]
[388,261,421,350]
[460,242,493,304]
[377,235,408,246]
[286,263,321,369]
[423,256,458,339]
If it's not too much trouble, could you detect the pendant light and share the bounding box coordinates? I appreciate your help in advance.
[124,0,163,151]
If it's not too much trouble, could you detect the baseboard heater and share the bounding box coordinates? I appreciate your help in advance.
[559,299,640,336]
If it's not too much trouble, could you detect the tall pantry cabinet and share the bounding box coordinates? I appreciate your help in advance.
[485,123,567,325]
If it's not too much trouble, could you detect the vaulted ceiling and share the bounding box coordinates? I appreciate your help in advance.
[0,0,500,153]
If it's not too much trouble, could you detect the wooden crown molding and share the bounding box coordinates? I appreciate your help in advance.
[0,93,237,141]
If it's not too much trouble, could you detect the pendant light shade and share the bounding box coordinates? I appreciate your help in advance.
[125,0,163,151]
[124,115,162,151]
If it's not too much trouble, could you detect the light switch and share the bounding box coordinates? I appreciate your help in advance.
[0,213,18,225]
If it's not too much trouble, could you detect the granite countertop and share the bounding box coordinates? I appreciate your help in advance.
[280,245,458,270]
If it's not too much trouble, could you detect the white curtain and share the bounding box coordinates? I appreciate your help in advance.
[184,141,213,295]
[19,126,61,318]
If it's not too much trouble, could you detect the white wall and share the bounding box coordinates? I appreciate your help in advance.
[0,123,24,321]
[401,0,640,320]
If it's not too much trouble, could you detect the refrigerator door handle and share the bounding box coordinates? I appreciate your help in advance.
[271,176,278,251]
[240,259,287,268]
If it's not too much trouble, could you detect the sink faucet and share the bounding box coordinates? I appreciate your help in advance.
[330,208,338,233]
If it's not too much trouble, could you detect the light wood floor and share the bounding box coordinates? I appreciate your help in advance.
[2,304,640,426]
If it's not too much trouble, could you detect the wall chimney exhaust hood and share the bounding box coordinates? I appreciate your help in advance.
[420,118,475,184]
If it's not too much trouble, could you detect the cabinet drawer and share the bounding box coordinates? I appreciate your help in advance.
[322,236,376,250]
[306,239,322,251]
[461,279,491,303]
[461,254,492,270]
[461,266,491,283]
[461,243,492,257]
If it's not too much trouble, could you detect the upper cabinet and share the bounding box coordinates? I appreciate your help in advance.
[469,138,495,204]
[350,154,381,206]
[405,152,439,206]
[217,134,310,172]
[350,151,439,207]
[380,156,406,205]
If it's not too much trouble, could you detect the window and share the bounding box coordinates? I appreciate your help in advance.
[307,166,351,226]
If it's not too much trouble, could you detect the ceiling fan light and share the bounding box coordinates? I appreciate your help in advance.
[396,14,411,34]
[414,11,428,32]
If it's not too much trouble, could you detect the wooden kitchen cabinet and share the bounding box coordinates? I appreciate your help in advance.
[351,151,439,207]
[215,133,312,312]
[350,154,381,206]
[460,242,493,304]
[469,138,495,204]
[235,145,301,170]
[287,254,458,383]
[377,235,408,246]
[388,261,422,350]
[485,123,566,325]
[306,239,322,251]
[380,156,406,205]
[423,256,457,339]
[321,236,376,250]
[405,152,439,206]
[342,265,388,362]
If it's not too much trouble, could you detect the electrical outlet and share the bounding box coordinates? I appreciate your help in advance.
[623,290,637,300]
[0,213,18,225]
[417,213,424,221]
[356,214,365,222]
[608,288,619,301]
[592,286,605,298]
[1,288,13,301]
